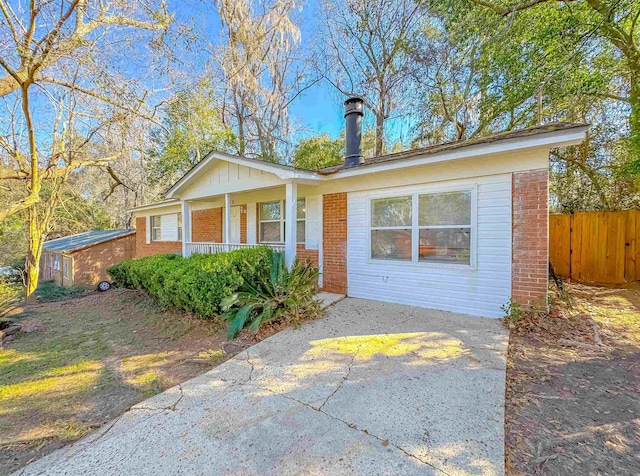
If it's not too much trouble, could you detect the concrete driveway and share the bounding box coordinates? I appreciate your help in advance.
[17,298,508,476]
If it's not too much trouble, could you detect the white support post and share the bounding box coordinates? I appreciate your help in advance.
[181,200,192,257]
[285,182,297,268]
[224,193,231,251]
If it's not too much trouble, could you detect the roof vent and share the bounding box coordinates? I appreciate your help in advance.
[344,96,364,168]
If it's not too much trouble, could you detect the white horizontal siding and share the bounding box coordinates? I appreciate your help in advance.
[347,174,512,318]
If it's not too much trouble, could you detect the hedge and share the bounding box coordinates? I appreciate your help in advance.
[107,247,273,318]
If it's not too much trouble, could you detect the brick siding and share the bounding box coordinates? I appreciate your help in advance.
[240,206,247,244]
[73,234,136,286]
[192,207,223,243]
[135,217,181,258]
[512,168,549,308]
[322,192,348,294]
[297,244,319,267]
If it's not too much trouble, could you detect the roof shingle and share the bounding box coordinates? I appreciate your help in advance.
[43,229,135,253]
[318,122,587,175]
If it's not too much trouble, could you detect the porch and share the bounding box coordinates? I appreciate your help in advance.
[184,242,285,257]
[180,181,321,269]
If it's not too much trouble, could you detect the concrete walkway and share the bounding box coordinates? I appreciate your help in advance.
[17,299,509,476]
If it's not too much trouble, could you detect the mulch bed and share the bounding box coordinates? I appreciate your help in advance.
[505,283,640,475]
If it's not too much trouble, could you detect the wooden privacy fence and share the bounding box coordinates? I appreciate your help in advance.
[550,210,640,284]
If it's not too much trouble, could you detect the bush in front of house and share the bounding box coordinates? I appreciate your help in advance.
[221,252,322,339]
[107,247,273,318]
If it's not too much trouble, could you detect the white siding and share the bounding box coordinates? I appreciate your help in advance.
[347,174,511,317]
[305,195,321,250]
[160,213,179,241]
[182,161,282,200]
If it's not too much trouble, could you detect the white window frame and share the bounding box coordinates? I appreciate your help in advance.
[53,254,60,270]
[259,199,306,244]
[367,185,478,269]
[150,213,182,242]
[151,215,162,241]
[369,195,413,261]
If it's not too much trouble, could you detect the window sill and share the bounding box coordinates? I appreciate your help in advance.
[366,258,477,271]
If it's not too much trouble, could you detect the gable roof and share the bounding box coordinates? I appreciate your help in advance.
[43,229,135,253]
[159,122,587,201]
[318,122,588,175]
[165,150,321,198]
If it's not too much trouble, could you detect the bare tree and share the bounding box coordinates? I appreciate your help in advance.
[319,0,423,155]
[0,0,170,299]
[211,0,312,161]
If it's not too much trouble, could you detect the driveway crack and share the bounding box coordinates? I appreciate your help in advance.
[318,346,359,411]
[245,349,255,383]
[260,384,450,475]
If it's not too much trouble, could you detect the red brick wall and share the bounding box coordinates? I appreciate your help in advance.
[512,168,548,308]
[192,207,223,243]
[240,206,247,244]
[73,234,136,286]
[297,244,319,267]
[135,217,181,258]
[323,192,348,294]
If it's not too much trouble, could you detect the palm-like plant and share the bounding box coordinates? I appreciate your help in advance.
[221,252,322,339]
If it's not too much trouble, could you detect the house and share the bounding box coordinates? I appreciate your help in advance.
[130,97,588,317]
[40,229,136,287]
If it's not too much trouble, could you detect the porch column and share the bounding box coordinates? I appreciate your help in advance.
[224,193,231,250]
[285,182,297,268]
[181,200,192,257]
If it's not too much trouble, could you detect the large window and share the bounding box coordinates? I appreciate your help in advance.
[370,189,473,265]
[370,196,412,260]
[259,199,306,243]
[418,191,471,264]
[151,213,182,242]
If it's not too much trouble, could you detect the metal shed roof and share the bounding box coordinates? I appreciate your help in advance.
[43,229,135,253]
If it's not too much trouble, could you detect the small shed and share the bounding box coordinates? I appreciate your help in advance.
[40,230,136,287]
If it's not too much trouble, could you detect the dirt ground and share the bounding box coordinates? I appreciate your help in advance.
[505,282,640,475]
[0,289,264,475]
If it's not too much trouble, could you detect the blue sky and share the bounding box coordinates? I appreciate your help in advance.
[169,0,363,140]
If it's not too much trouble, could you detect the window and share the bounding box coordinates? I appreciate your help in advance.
[259,201,282,242]
[53,255,60,270]
[370,189,473,265]
[151,216,162,241]
[151,213,182,242]
[259,199,306,243]
[370,196,412,260]
[418,191,471,265]
[297,199,306,243]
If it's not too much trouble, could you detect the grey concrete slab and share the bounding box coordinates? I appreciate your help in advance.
[15,298,508,476]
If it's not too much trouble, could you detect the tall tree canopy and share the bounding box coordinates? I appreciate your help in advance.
[0,0,171,298]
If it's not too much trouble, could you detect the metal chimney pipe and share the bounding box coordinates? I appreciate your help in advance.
[344,96,364,168]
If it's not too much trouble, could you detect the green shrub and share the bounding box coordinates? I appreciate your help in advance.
[501,299,523,324]
[107,247,273,319]
[0,281,21,317]
[221,252,322,339]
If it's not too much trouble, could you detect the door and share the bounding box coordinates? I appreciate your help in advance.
[229,206,242,243]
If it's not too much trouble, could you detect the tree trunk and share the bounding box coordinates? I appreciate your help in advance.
[21,82,42,302]
[25,211,43,303]
[375,112,384,156]
[629,70,640,157]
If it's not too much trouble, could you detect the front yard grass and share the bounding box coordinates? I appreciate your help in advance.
[505,282,640,475]
[0,288,237,475]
